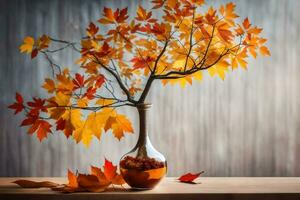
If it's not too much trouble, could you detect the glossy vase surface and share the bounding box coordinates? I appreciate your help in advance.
[119,104,167,190]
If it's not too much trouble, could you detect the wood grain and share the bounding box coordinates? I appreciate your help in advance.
[0,0,300,177]
[1,177,300,200]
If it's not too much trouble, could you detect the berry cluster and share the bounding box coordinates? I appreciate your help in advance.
[120,156,165,170]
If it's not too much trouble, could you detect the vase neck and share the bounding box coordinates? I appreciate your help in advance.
[136,103,151,147]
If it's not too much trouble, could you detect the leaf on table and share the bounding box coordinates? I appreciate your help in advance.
[13,180,59,188]
[11,158,126,193]
[77,174,107,192]
[178,171,204,184]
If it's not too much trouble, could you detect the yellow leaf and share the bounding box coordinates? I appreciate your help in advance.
[208,60,229,80]
[56,69,74,93]
[77,98,88,107]
[48,92,71,119]
[72,108,115,147]
[19,36,34,53]
[111,115,133,140]
[104,116,117,132]
[161,76,193,88]
[96,98,115,107]
[172,58,194,71]
[193,71,203,81]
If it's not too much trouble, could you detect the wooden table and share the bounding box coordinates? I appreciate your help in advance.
[0,177,300,200]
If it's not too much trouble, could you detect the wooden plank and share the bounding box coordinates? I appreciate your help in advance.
[0,177,300,200]
[1,0,300,178]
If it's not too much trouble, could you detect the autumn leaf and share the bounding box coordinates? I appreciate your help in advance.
[42,78,56,93]
[136,6,152,21]
[72,73,85,90]
[8,93,25,114]
[104,114,133,140]
[208,60,230,80]
[96,98,115,106]
[178,171,204,183]
[77,174,107,192]
[12,1,270,147]
[27,119,52,142]
[260,46,271,56]
[151,0,165,9]
[67,170,78,188]
[97,158,125,185]
[86,22,99,37]
[98,7,115,24]
[13,180,59,188]
[114,7,129,23]
[19,36,34,54]
[219,2,239,25]
[131,56,155,70]
[242,17,251,29]
[231,49,248,70]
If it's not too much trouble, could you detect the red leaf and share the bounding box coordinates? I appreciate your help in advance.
[73,73,85,90]
[36,120,52,141]
[8,92,25,114]
[131,56,155,70]
[16,92,23,103]
[86,22,99,37]
[31,48,38,59]
[20,114,38,126]
[27,97,47,112]
[178,171,204,183]
[95,75,105,88]
[27,120,52,141]
[117,7,128,23]
[103,158,117,181]
[56,118,66,131]
[84,87,97,100]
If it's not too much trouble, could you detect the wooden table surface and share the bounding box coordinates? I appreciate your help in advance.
[0,177,300,200]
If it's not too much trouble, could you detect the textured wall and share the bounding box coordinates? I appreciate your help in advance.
[0,0,299,177]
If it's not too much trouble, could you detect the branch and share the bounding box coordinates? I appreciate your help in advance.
[154,48,231,79]
[49,37,81,53]
[92,56,137,104]
[40,51,62,76]
[137,39,169,103]
[184,7,195,71]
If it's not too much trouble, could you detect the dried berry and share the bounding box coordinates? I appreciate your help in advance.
[120,156,165,171]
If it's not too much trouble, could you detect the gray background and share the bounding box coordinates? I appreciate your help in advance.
[0,0,299,177]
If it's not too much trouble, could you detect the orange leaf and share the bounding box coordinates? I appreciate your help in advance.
[68,170,78,188]
[77,174,107,192]
[13,180,59,188]
[260,46,271,56]
[86,22,99,37]
[136,6,152,21]
[242,17,251,29]
[42,78,56,93]
[98,7,115,24]
[91,166,111,186]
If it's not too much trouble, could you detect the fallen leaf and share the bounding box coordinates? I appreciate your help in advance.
[13,180,59,188]
[178,171,204,183]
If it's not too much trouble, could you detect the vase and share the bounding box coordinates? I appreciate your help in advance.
[119,103,167,190]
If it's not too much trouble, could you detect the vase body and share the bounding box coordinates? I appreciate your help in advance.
[119,104,167,190]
